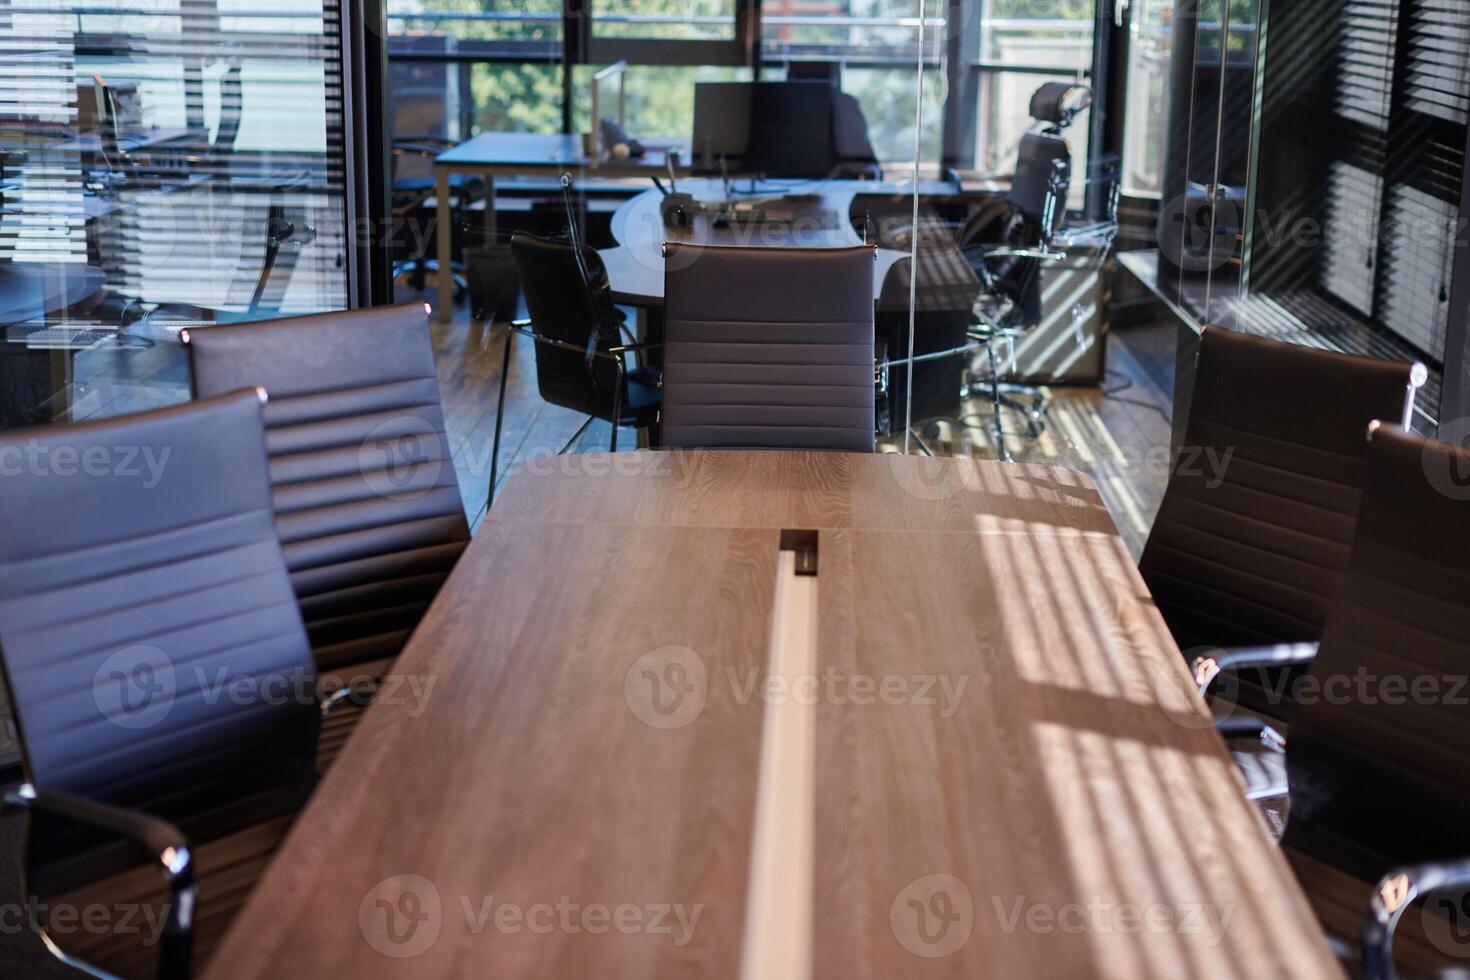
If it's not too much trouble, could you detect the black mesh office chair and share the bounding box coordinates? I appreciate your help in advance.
[184,304,470,723]
[660,243,875,452]
[1193,426,1470,979]
[389,36,481,299]
[490,232,661,506]
[957,81,1110,460]
[1142,329,1423,668]
[0,391,343,979]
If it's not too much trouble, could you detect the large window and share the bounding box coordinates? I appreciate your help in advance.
[386,0,1103,179]
[1121,0,1172,196]
[0,0,355,431]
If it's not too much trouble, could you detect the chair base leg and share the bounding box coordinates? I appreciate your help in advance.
[558,416,595,456]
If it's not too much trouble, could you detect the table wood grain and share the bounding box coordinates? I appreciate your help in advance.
[812,527,1342,978]
[490,449,1116,536]
[205,521,777,980]
[208,453,1342,979]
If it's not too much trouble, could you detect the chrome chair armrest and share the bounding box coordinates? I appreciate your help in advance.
[507,321,660,361]
[3,783,196,980]
[606,339,662,356]
[1362,858,1470,980]
[320,684,374,717]
[1213,712,1288,755]
[1192,642,1319,698]
[972,244,1069,263]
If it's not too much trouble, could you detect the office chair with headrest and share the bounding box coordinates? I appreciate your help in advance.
[956,80,1109,460]
[0,391,360,978]
[660,242,875,452]
[1191,426,1470,978]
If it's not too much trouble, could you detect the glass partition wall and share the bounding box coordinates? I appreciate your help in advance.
[1157,0,1470,432]
[0,0,364,431]
[386,0,1113,465]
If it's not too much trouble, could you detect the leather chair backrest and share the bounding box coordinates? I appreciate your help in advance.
[1008,130,1070,233]
[1139,327,1417,650]
[661,243,875,452]
[1284,426,1470,876]
[185,304,469,671]
[510,232,624,417]
[0,392,318,814]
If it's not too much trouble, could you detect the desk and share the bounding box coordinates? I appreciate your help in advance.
[207,452,1340,979]
[433,132,690,322]
[598,178,973,308]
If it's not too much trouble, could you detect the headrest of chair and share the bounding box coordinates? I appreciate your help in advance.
[1029,82,1092,127]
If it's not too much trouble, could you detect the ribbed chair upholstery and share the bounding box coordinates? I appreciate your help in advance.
[0,391,320,978]
[185,304,470,682]
[1211,428,1470,976]
[1283,425,1470,876]
[1139,327,1418,653]
[660,243,875,452]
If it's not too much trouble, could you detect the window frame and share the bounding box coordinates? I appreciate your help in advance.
[384,0,1107,186]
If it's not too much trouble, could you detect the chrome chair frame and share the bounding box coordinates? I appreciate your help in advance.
[487,320,661,509]
[1362,859,1470,980]
[0,686,359,980]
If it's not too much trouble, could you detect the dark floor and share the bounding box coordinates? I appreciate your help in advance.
[0,291,1178,976]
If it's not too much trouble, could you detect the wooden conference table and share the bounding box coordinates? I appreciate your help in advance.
[207,452,1341,979]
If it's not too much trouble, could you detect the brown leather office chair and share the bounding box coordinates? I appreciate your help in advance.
[1139,327,1423,661]
[660,243,875,452]
[184,304,470,730]
[0,392,330,979]
[1197,426,1470,978]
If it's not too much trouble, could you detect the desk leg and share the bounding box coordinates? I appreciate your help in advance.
[436,167,452,324]
[485,173,496,250]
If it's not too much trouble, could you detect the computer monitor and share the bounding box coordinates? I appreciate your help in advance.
[746,81,835,179]
[690,81,836,179]
[691,82,752,175]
